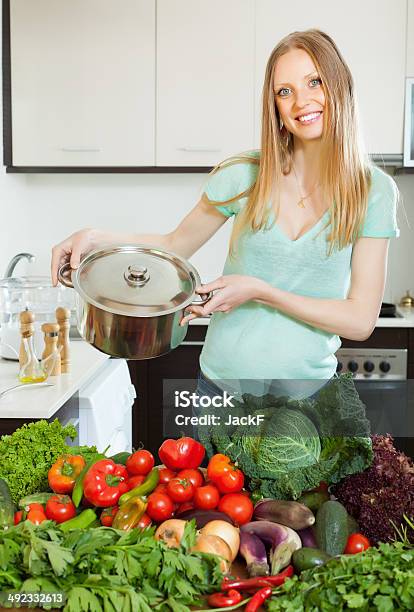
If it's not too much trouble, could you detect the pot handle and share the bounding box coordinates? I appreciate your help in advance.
[190,290,213,307]
[57,263,74,288]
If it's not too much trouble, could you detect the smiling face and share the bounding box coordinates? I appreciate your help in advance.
[274,48,325,143]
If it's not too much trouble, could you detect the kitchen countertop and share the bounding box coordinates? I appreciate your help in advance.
[189,307,414,328]
[0,341,109,419]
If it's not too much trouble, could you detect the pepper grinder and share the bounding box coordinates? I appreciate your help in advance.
[19,310,35,368]
[56,307,71,373]
[41,323,61,376]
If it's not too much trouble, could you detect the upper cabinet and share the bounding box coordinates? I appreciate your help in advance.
[408,0,414,76]
[255,0,407,155]
[3,0,409,170]
[156,0,255,167]
[9,0,155,167]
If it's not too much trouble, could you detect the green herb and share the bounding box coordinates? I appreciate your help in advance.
[0,419,99,504]
[266,540,414,611]
[0,520,222,611]
[199,374,373,500]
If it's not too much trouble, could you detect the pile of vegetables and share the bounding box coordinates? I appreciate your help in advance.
[332,434,414,544]
[0,519,223,611]
[198,374,373,500]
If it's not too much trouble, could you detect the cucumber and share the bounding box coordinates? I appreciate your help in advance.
[315,500,349,556]
[292,547,332,572]
[298,491,329,513]
[110,451,131,465]
[0,478,15,529]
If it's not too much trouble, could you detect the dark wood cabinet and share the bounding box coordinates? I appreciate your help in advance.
[128,324,414,455]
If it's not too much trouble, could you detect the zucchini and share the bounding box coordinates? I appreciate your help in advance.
[292,547,332,572]
[315,500,349,556]
[0,478,15,529]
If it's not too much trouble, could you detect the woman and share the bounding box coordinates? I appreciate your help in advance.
[51,30,398,400]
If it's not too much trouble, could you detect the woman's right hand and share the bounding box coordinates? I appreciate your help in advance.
[51,228,103,286]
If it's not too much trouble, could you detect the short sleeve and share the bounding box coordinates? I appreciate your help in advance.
[361,166,399,238]
[203,153,259,217]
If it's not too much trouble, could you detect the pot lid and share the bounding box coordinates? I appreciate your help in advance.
[73,245,200,317]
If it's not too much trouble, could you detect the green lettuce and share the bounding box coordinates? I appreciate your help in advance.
[198,374,373,500]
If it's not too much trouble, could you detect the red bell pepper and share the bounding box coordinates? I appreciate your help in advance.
[48,454,86,494]
[83,459,129,507]
[158,437,205,471]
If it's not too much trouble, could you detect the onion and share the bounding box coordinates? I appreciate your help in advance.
[200,520,240,561]
[192,534,232,573]
[154,519,187,548]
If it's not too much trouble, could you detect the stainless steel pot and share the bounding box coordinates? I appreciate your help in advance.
[57,244,212,359]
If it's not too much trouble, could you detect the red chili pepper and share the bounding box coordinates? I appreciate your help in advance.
[83,459,129,507]
[207,589,243,608]
[245,586,273,612]
[221,565,294,592]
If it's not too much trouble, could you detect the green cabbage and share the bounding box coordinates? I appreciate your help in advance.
[198,374,373,500]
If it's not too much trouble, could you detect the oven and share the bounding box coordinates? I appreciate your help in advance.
[336,346,414,459]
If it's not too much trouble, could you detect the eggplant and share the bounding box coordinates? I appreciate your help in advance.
[253,499,315,530]
[239,531,270,577]
[177,509,234,528]
[241,520,302,575]
[297,527,318,549]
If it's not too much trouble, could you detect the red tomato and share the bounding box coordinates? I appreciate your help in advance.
[344,533,371,554]
[215,469,244,494]
[100,506,118,527]
[158,468,177,484]
[45,495,77,524]
[218,493,253,526]
[14,510,23,525]
[126,450,155,476]
[166,478,194,503]
[127,475,146,489]
[147,492,174,523]
[153,483,168,494]
[193,484,220,510]
[137,512,152,529]
[26,508,47,525]
[176,501,195,515]
[176,468,204,488]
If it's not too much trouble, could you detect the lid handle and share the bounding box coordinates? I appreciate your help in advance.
[124,264,150,287]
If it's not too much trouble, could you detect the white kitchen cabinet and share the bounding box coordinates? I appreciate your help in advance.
[10,0,155,167]
[156,0,255,167]
[408,0,414,76]
[254,0,407,155]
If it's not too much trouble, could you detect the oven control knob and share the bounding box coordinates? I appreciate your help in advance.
[348,360,359,373]
[363,361,375,373]
[379,361,391,373]
[336,361,343,373]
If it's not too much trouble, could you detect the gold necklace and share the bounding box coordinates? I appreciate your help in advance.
[291,163,319,208]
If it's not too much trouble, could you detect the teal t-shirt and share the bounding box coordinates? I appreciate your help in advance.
[199,152,399,385]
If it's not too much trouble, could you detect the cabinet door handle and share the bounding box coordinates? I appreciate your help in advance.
[177,147,222,153]
[60,147,101,153]
[180,341,204,346]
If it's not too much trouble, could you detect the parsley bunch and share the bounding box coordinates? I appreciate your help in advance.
[0,520,222,611]
[267,540,414,611]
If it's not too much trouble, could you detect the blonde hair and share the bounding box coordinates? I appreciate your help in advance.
[203,29,373,254]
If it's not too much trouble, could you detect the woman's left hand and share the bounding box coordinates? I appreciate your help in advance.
[180,274,268,325]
